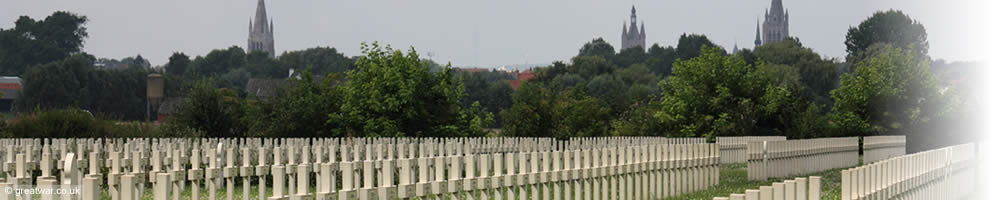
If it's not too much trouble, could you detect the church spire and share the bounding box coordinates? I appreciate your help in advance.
[770,0,784,16]
[640,22,645,36]
[622,22,627,36]
[630,5,637,24]
[249,0,275,58]
[754,18,762,47]
[621,5,646,52]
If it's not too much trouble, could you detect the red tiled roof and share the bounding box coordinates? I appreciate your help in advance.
[0,83,22,90]
[456,68,490,73]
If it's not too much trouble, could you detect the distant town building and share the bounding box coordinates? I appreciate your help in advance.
[246,78,289,99]
[0,77,21,112]
[454,68,490,73]
[156,97,184,123]
[621,6,646,51]
[248,0,276,57]
[508,69,536,90]
[756,0,790,47]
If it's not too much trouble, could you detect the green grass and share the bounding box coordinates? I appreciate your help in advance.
[664,164,845,200]
[34,164,847,200]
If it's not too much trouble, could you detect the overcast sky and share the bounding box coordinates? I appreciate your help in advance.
[2,0,986,68]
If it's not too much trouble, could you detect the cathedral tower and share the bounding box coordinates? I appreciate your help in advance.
[248,0,275,57]
[759,0,789,45]
[621,6,646,51]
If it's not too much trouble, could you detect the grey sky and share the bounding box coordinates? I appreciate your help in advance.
[3,0,986,68]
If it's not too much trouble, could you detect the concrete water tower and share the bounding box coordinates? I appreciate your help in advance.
[147,73,164,122]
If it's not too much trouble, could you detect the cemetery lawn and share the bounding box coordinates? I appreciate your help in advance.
[92,164,847,200]
[664,164,846,200]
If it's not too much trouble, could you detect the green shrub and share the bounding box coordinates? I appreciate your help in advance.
[5,108,111,138]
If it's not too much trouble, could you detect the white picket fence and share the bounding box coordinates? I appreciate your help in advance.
[712,176,821,200]
[747,137,858,180]
[0,137,717,200]
[861,136,906,164]
[717,136,786,164]
[840,143,975,200]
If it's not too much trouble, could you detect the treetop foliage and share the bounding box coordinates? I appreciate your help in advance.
[846,10,928,65]
[334,42,493,137]
[0,11,88,76]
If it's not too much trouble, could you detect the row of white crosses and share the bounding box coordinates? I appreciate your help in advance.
[861,136,906,164]
[712,176,821,200]
[717,136,786,164]
[0,138,95,200]
[0,137,715,200]
[840,143,976,200]
[747,137,859,180]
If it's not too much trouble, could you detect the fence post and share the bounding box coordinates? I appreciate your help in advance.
[759,186,773,200]
[809,176,820,200]
[553,150,564,200]
[746,189,760,200]
[772,182,784,200]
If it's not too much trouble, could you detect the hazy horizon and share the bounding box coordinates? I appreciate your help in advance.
[3,0,986,68]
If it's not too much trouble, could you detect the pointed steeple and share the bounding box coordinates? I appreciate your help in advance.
[630,5,637,24]
[640,22,646,36]
[754,18,762,47]
[733,44,739,54]
[622,22,627,36]
[254,0,269,33]
[770,0,784,16]
[248,0,275,58]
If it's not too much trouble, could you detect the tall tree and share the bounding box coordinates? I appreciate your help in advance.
[655,46,816,139]
[334,43,492,137]
[577,38,616,60]
[0,11,89,76]
[17,53,149,120]
[831,44,946,136]
[278,47,355,75]
[126,54,150,69]
[613,46,648,68]
[247,69,344,137]
[169,80,248,137]
[246,51,283,78]
[190,46,246,76]
[500,82,613,139]
[754,38,841,109]
[675,33,718,61]
[846,10,928,66]
[645,44,678,76]
[165,52,190,75]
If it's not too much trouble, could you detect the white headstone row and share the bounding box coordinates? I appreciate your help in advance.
[717,136,787,164]
[747,137,859,180]
[712,176,821,200]
[861,136,906,164]
[840,143,975,200]
[0,137,718,200]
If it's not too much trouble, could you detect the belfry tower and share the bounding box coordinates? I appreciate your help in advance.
[758,0,790,45]
[248,0,275,57]
[621,6,646,51]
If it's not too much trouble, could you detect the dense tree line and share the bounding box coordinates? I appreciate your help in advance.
[0,10,975,151]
